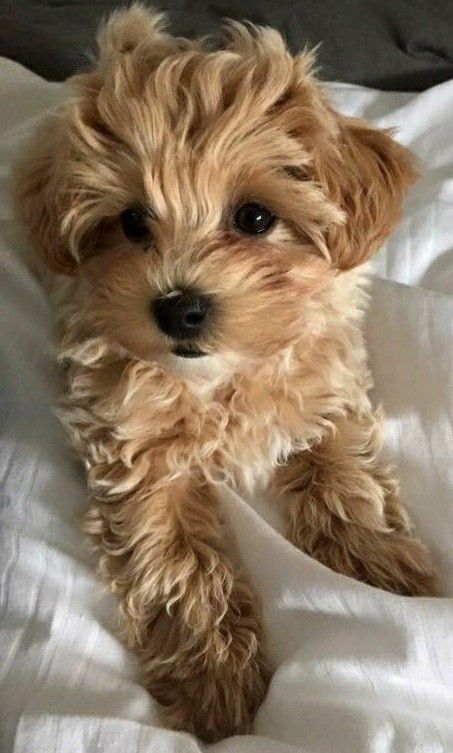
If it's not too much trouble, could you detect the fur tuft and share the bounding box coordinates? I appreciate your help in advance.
[97,3,168,61]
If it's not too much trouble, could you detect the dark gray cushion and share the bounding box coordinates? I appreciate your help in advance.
[0,1,452,90]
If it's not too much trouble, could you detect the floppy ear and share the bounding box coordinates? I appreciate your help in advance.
[263,45,417,269]
[14,4,171,275]
[14,115,78,275]
[316,114,418,270]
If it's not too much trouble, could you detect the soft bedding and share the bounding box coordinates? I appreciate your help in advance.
[0,57,452,753]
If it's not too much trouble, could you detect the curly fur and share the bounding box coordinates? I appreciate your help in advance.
[14,4,437,741]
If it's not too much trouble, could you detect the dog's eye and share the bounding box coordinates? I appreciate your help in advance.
[120,207,150,243]
[234,203,276,235]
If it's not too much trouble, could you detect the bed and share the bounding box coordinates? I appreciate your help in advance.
[0,8,452,752]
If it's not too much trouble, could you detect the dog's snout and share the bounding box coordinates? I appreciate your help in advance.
[152,289,211,339]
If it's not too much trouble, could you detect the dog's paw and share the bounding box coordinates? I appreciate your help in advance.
[158,644,270,742]
[144,601,271,743]
[137,562,271,740]
[296,524,438,597]
[358,532,438,596]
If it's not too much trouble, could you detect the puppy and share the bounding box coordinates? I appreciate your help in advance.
[15,5,437,741]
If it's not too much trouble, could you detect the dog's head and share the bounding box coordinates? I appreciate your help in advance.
[17,5,417,376]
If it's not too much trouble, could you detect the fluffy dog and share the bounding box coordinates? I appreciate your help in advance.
[15,4,437,741]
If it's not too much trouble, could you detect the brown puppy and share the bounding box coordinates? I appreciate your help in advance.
[15,5,437,741]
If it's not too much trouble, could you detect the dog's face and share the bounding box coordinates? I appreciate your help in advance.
[17,6,417,377]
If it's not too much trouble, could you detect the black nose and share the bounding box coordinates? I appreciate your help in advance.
[152,289,211,339]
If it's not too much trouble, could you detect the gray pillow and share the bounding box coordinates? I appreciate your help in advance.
[0,1,452,90]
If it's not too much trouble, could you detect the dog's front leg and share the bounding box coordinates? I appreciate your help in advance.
[84,472,269,742]
[273,410,437,595]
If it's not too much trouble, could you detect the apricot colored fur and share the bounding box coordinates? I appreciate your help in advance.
[15,5,437,741]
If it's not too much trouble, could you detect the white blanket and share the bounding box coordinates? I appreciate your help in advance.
[0,58,452,753]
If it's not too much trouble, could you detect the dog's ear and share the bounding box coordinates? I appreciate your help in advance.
[15,5,175,275]
[267,48,418,269]
[231,34,417,269]
[14,115,78,275]
[314,112,418,270]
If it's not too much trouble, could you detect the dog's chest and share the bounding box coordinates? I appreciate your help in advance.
[186,381,309,491]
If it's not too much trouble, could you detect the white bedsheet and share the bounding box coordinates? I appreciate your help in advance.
[0,58,452,753]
